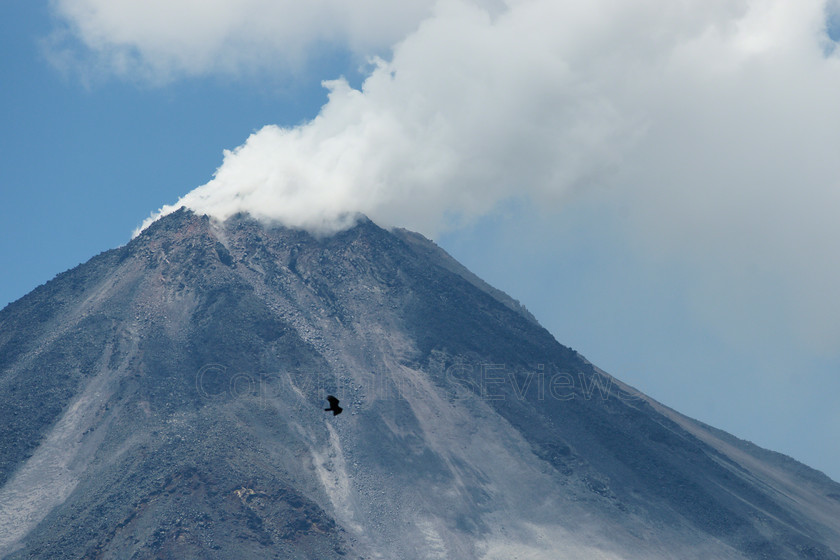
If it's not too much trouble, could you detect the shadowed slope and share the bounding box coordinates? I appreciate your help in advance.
[0,209,838,559]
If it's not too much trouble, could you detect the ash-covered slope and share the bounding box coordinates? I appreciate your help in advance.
[1,209,839,559]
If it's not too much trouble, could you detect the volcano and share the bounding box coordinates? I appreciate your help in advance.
[0,209,838,559]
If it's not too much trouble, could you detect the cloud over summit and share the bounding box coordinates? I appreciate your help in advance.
[136,0,639,235]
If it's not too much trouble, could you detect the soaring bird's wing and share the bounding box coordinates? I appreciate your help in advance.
[327,395,339,407]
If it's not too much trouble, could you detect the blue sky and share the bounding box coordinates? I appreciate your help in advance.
[2,0,840,481]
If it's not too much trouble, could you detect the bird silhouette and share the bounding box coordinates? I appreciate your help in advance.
[324,395,343,416]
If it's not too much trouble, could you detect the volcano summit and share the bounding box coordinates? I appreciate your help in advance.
[0,209,838,559]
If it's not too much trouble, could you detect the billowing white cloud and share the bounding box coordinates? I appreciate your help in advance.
[64,0,840,355]
[49,0,437,78]
[136,0,641,234]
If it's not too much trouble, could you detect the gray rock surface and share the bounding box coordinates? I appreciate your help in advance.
[1,209,838,559]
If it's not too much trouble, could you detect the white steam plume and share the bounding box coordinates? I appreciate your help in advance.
[135,0,650,234]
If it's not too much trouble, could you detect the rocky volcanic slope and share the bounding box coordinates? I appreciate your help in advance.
[1,209,839,559]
